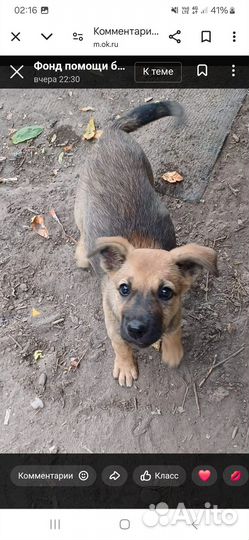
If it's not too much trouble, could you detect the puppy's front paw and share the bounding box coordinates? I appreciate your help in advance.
[113,357,138,387]
[161,332,183,368]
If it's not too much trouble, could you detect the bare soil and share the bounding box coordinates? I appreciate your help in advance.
[0,89,248,453]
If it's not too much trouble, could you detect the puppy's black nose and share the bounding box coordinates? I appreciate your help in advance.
[127,319,148,338]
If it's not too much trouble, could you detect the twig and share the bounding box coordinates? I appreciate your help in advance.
[193,382,201,416]
[212,345,244,369]
[82,446,93,453]
[4,408,11,426]
[199,345,245,388]
[212,235,227,247]
[232,426,238,440]
[181,385,189,409]
[199,356,217,388]
[228,183,239,197]
[49,207,77,244]
[15,155,27,171]
[0,177,18,184]
[52,318,65,326]
[26,207,38,214]
[9,335,22,349]
[205,271,209,302]
[244,427,249,450]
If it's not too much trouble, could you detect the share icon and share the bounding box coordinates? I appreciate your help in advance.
[169,30,181,43]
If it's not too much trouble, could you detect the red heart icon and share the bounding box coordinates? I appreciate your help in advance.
[198,469,211,482]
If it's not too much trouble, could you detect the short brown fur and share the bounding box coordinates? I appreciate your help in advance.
[74,102,218,387]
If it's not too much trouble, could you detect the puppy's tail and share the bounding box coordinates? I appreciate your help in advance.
[113,101,184,133]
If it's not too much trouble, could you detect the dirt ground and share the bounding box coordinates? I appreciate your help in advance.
[0,89,248,454]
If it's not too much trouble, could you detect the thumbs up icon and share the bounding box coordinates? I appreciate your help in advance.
[140,470,152,482]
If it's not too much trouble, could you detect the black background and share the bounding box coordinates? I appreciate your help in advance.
[0,454,248,508]
[1,56,249,88]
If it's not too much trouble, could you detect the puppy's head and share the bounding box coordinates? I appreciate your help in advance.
[89,237,218,348]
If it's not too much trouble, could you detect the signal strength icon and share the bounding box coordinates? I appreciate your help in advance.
[201,7,208,14]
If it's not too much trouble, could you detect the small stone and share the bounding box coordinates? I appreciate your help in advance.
[177,406,185,414]
[227,322,237,334]
[38,372,47,387]
[232,133,240,143]
[49,445,58,454]
[151,408,161,415]
[19,283,28,292]
[210,386,229,403]
[30,397,44,410]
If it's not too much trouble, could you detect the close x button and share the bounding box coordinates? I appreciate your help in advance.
[134,62,182,83]
[133,465,186,487]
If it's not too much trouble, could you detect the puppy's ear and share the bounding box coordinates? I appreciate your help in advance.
[88,236,133,272]
[171,243,218,289]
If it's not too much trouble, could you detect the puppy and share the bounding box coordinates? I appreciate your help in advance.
[74,101,218,387]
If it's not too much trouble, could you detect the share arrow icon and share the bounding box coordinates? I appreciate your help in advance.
[109,471,121,481]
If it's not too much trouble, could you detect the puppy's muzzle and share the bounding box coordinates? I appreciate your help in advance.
[127,319,148,339]
[121,314,162,348]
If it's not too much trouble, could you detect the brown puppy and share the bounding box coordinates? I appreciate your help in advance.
[74,102,218,387]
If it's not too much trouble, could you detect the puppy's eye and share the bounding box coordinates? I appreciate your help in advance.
[119,283,131,297]
[158,286,174,301]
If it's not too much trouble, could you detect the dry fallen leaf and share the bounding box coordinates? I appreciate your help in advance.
[50,133,57,143]
[49,207,60,222]
[63,144,73,153]
[94,129,103,140]
[58,151,64,164]
[70,357,81,370]
[49,207,76,244]
[161,171,184,184]
[0,156,6,163]
[33,350,43,361]
[152,340,162,352]
[31,215,49,239]
[49,208,65,232]
[32,308,41,318]
[83,117,96,140]
[80,106,95,112]
[0,177,18,184]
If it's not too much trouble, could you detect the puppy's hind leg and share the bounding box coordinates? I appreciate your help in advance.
[74,193,89,269]
[75,235,90,269]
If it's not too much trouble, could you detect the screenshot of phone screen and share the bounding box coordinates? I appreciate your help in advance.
[0,1,248,538]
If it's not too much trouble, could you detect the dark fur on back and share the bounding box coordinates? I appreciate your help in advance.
[75,101,184,272]
[113,101,184,132]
